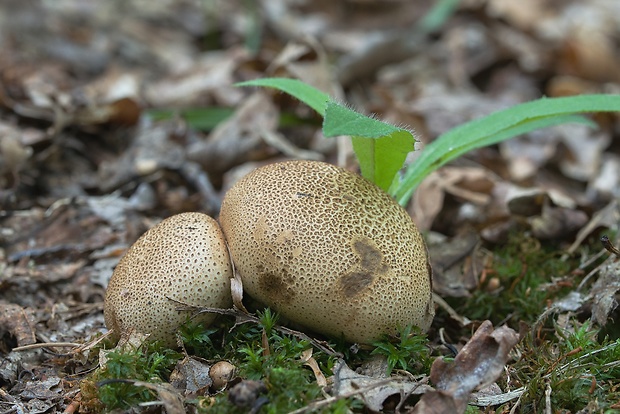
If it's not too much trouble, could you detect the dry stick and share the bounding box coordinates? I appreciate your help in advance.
[12,342,80,352]
[544,380,552,414]
[601,234,620,258]
[577,235,620,291]
[432,293,471,326]
[12,330,114,354]
[287,377,412,414]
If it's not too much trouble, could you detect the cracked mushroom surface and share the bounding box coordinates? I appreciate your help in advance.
[104,212,233,347]
[219,160,434,344]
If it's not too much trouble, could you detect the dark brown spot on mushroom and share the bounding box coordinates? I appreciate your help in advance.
[257,265,295,303]
[341,271,374,297]
[352,238,384,270]
[340,237,389,297]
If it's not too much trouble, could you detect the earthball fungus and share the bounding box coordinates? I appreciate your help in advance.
[104,212,233,346]
[219,160,434,344]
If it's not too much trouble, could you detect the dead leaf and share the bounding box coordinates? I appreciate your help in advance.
[428,229,482,297]
[300,349,327,387]
[567,200,619,254]
[0,302,36,347]
[588,154,620,200]
[332,359,430,412]
[588,260,620,326]
[170,356,212,396]
[412,321,519,413]
[0,129,32,179]
[99,379,185,414]
[18,376,61,400]
[97,121,186,191]
[186,92,279,176]
[145,48,247,107]
[529,202,588,240]
[411,167,495,231]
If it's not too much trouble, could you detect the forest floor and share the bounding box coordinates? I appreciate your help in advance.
[1,1,619,413]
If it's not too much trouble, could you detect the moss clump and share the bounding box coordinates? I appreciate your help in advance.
[449,232,574,326]
[79,341,180,412]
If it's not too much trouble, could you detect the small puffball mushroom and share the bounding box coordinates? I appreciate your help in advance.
[219,160,434,344]
[209,360,236,390]
[104,212,233,347]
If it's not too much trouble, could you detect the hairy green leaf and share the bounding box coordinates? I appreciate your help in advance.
[236,78,329,116]
[324,101,415,191]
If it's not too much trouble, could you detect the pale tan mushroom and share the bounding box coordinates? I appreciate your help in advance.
[104,212,233,347]
[219,160,434,344]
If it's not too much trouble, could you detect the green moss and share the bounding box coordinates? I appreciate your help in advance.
[80,341,181,412]
[510,320,620,412]
[449,233,574,326]
[371,325,431,376]
[189,309,354,413]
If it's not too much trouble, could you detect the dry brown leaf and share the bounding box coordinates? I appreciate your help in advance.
[486,0,553,32]
[107,380,185,414]
[332,359,430,412]
[411,321,519,413]
[97,121,186,191]
[0,129,32,179]
[187,92,279,176]
[300,349,327,387]
[568,200,619,254]
[145,48,248,107]
[588,260,620,326]
[529,203,588,240]
[0,302,36,347]
[411,167,495,231]
[588,154,620,200]
[18,376,62,400]
[170,356,212,396]
[428,229,481,297]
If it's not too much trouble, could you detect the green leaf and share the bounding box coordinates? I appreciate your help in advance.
[236,78,329,116]
[418,0,461,33]
[324,101,415,192]
[238,79,416,192]
[147,107,235,131]
[394,94,620,206]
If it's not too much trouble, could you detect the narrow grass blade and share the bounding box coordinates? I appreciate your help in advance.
[394,94,620,206]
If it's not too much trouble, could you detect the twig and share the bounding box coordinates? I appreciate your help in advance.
[433,293,471,326]
[12,330,113,355]
[12,342,81,352]
[544,380,552,414]
[601,235,620,258]
[287,376,410,414]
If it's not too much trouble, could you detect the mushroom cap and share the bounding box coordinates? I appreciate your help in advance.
[104,212,233,346]
[219,160,434,344]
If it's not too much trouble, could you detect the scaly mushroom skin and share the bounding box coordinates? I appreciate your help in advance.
[104,212,233,347]
[219,160,434,344]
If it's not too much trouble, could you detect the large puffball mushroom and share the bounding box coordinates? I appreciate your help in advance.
[104,212,233,347]
[219,160,434,344]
